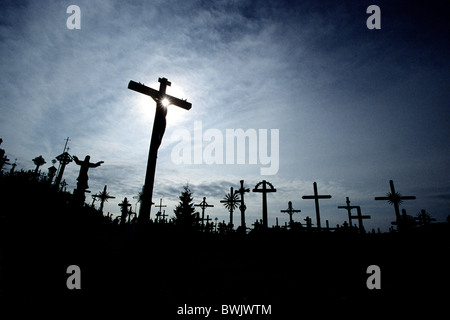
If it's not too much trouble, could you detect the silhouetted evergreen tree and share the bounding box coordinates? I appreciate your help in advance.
[173,185,198,229]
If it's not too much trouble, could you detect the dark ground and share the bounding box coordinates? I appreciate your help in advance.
[1,173,449,318]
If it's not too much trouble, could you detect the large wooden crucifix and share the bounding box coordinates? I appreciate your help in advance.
[281,201,301,226]
[374,180,416,228]
[253,180,277,228]
[235,180,250,230]
[302,182,331,231]
[128,78,191,223]
[195,197,214,228]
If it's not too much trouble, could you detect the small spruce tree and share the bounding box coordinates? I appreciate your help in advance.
[173,184,199,229]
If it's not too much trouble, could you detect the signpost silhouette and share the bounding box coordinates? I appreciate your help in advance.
[253,180,277,228]
[128,78,191,223]
[302,182,331,231]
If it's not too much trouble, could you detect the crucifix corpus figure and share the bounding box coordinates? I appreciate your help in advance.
[73,155,104,205]
[128,78,192,223]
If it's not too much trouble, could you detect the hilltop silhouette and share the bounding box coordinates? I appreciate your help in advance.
[0,169,448,316]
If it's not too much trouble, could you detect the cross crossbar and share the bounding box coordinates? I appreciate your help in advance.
[128,80,192,110]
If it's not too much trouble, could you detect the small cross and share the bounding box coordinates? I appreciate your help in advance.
[337,197,359,227]
[221,187,240,228]
[349,206,371,233]
[92,185,115,213]
[155,198,167,221]
[280,201,301,226]
[253,180,277,228]
[375,180,416,228]
[128,77,191,223]
[415,209,436,226]
[235,180,250,229]
[195,197,214,227]
[118,197,132,225]
[302,182,331,231]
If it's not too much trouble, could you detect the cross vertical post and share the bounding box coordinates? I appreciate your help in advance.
[235,180,250,230]
[128,78,191,223]
[302,182,331,231]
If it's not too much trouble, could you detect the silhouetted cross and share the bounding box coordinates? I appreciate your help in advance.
[92,185,115,213]
[118,197,132,225]
[375,180,416,226]
[350,206,370,233]
[155,198,167,220]
[253,180,277,228]
[161,210,168,222]
[204,215,213,231]
[281,201,301,226]
[302,182,331,231]
[235,180,250,229]
[128,78,191,223]
[337,197,358,227]
[54,151,72,189]
[221,187,240,228]
[195,197,214,227]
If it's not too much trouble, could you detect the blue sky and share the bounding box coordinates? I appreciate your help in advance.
[1,0,449,231]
